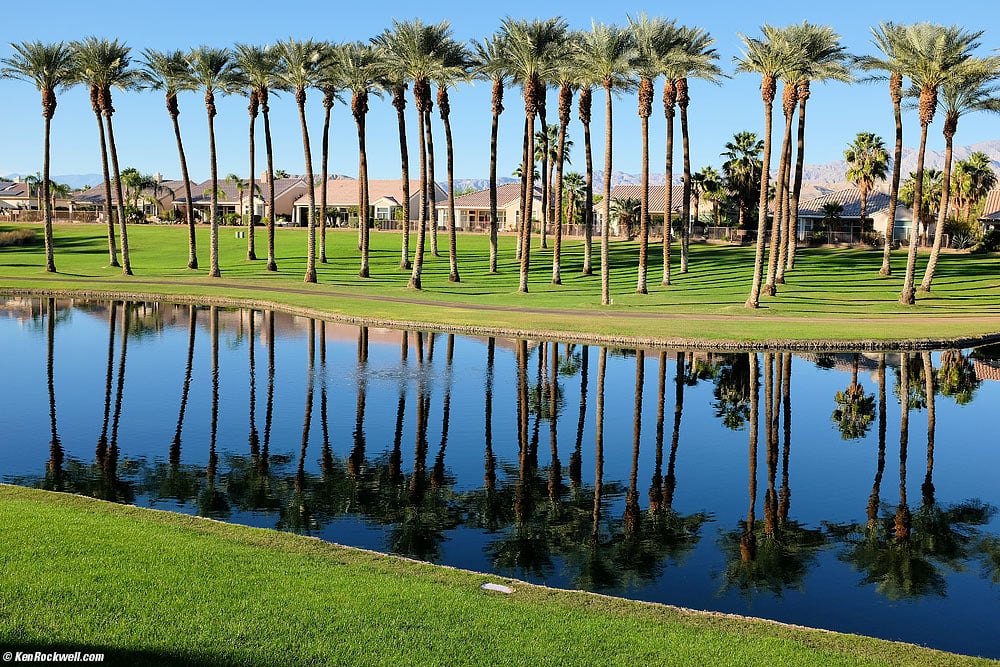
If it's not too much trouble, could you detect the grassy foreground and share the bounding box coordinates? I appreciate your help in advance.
[0,486,991,666]
[1,223,1000,344]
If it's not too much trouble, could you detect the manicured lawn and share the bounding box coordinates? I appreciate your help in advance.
[0,485,991,666]
[1,222,999,343]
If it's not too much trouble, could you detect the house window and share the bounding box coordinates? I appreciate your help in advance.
[376,207,391,220]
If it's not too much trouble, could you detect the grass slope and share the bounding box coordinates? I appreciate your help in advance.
[0,485,991,666]
[1,223,999,343]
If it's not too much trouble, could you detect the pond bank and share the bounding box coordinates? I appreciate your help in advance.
[1,485,990,666]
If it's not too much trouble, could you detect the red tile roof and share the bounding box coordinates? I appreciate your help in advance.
[296,178,444,207]
[453,183,543,208]
[607,184,686,213]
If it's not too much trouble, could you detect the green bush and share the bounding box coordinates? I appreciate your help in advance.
[972,229,1000,254]
[222,213,241,226]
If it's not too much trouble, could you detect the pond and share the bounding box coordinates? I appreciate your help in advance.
[2,297,999,659]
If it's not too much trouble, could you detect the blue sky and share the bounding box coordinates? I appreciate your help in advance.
[2,0,998,185]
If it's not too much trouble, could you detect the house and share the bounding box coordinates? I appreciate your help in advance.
[292,178,447,228]
[1,178,75,219]
[795,189,914,242]
[978,187,1000,231]
[450,183,547,232]
[73,178,192,221]
[173,177,308,223]
[595,184,690,236]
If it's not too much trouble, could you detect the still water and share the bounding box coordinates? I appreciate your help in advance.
[2,298,999,658]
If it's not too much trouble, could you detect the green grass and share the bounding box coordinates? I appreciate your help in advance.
[1,222,999,343]
[0,485,992,666]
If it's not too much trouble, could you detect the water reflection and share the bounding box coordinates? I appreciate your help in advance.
[4,298,1000,658]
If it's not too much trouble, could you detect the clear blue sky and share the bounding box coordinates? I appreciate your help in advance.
[3,0,998,184]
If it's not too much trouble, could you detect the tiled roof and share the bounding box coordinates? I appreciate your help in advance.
[453,183,543,208]
[797,189,891,218]
[607,184,686,213]
[974,359,1000,382]
[0,182,30,197]
[74,180,195,205]
[979,187,1000,222]
[294,178,446,207]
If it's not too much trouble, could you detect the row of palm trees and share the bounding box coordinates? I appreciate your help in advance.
[3,18,999,308]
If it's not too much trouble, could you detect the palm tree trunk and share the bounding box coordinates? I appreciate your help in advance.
[296,92,317,284]
[519,112,535,293]
[356,102,371,278]
[41,113,56,273]
[261,89,278,272]
[921,352,936,505]
[896,352,911,542]
[91,94,119,268]
[881,74,903,277]
[426,109,439,258]
[776,135,793,284]
[746,77,776,309]
[920,123,955,292]
[787,82,809,271]
[765,88,795,296]
[247,105,258,262]
[320,97,332,264]
[393,86,411,271]
[206,103,221,278]
[104,113,132,276]
[439,88,459,282]
[663,86,675,286]
[168,95,197,270]
[408,98,428,290]
[488,81,501,273]
[516,117,528,263]
[539,104,549,250]
[637,78,651,294]
[580,89,594,276]
[553,94,569,285]
[601,83,613,306]
[900,120,930,305]
[678,80,691,274]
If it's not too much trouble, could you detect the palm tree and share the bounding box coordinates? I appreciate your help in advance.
[674,26,722,275]
[844,132,889,244]
[858,22,909,277]
[275,38,326,284]
[920,57,1000,292]
[502,17,568,294]
[225,173,248,225]
[374,19,454,290]
[950,151,996,221]
[73,37,139,276]
[550,53,579,285]
[610,196,641,239]
[471,33,510,274]
[233,44,279,263]
[628,13,677,294]
[563,172,586,229]
[735,27,795,309]
[435,39,471,283]
[316,41,343,266]
[782,22,851,277]
[188,46,241,278]
[339,42,384,279]
[900,169,944,235]
[893,23,981,305]
[577,21,638,306]
[1,42,74,273]
[697,166,724,225]
[578,83,596,277]
[832,354,877,440]
[140,49,199,270]
[380,62,412,271]
[721,131,764,233]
